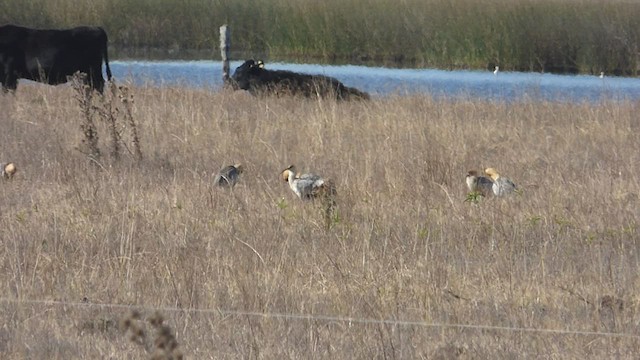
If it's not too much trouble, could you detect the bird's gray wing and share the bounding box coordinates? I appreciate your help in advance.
[214,166,239,186]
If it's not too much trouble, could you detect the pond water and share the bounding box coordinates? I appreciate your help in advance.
[109,60,640,102]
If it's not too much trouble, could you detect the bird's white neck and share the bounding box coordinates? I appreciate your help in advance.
[288,169,297,188]
[466,175,476,189]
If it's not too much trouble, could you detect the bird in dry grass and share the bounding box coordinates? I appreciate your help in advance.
[213,164,243,188]
[1,162,17,179]
[466,170,494,197]
[281,165,333,200]
[484,167,517,196]
[281,165,338,228]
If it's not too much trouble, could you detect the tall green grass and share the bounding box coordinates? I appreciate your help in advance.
[1,0,639,74]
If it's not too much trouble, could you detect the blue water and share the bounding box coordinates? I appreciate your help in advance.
[109,60,640,102]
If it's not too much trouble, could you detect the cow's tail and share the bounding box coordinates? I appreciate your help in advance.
[104,50,112,81]
[101,28,112,81]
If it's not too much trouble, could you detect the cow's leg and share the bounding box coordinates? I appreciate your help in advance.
[2,75,18,93]
[89,67,105,94]
[94,77,105,94]
[1,64,17,93]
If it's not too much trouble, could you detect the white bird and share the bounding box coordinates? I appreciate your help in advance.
[1,162,17,179]
[213,163,243,188]
[282,165,338,228]
[484,168,517,196]
[493,66,499,75]
[281,165,331,200]
[466,170,494,197]
[599,72,605,79]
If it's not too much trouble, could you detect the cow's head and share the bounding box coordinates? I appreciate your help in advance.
[231,59,264,90]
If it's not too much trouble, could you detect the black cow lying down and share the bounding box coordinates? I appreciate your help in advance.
[231,59,370,101]
[0,24,112,93]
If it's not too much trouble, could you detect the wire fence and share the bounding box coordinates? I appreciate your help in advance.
[1,297,639,339]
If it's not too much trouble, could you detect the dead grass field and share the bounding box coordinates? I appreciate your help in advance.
[0,83,639,358]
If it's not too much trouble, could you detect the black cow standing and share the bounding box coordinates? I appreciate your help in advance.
[231,59,370,101]
[0,24,112,93]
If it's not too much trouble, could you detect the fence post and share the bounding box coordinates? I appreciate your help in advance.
[220,25,230,86]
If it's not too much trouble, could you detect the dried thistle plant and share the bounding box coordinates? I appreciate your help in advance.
[93,80,122,160]
[70,72,100,160]
[121,310,183,360]
[119,84,143,162]
[121,310,149,351]
[72,77,143,163]
[148,312,183,360]
[321,180,338,230]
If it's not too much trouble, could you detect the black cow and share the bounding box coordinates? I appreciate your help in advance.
[0,24,112,93]
[231,59,370,101]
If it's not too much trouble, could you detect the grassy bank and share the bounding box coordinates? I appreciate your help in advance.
[1,0,639,74]
[0,84,639,357]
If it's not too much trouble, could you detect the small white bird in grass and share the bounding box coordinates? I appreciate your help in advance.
[466,170,494,197]
[213,163,244,188]
[281,165,337,228]
[494,66,499,75]
[281,165,333,200]
[1,162,17,179]
[484,167,517,196]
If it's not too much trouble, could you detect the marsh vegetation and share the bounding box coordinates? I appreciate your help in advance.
[1,0,639,74]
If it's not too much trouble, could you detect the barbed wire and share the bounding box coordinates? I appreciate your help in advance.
[1,297,638,339]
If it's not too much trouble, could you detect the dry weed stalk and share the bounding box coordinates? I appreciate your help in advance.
[121,310,183,360]
[70,72,100,160]
[94,80,122,160]
[119,84,143,161]
[321,179,338,230]
[71,74,143,162]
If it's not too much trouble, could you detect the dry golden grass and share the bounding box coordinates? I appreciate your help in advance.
[0,83,639,358]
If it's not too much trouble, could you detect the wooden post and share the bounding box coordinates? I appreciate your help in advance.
[220,25,230,86]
